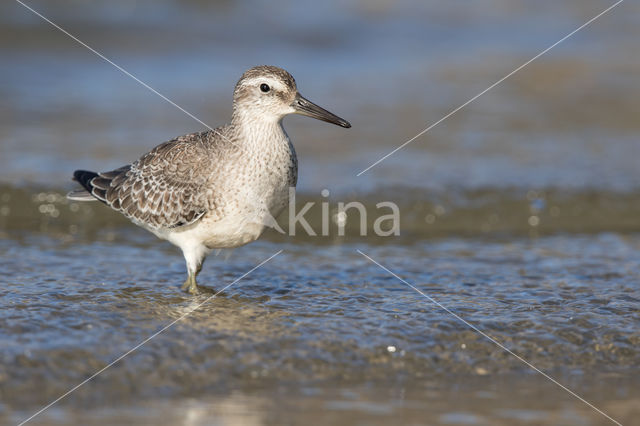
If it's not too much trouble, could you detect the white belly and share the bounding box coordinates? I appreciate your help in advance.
[153,142,294,252]
[159,187,287,250]
[159,214,264,250]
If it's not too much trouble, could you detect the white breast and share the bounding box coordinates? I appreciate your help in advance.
[163,123,296,250]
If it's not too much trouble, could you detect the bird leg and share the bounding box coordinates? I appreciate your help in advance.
[181,273,199,295]
[180,261,205,295]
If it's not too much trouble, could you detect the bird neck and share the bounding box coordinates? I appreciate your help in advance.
[231,110,288,149]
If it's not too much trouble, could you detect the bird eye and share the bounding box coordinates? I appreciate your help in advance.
[260,83,270,93]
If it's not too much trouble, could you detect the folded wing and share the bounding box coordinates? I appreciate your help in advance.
[73,133,215,230]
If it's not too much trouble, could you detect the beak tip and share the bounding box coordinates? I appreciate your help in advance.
[342,121,352,129]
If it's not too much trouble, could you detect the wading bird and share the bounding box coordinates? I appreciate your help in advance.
[68,66,350,294]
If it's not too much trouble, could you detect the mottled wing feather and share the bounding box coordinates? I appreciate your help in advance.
[96,133,214,229]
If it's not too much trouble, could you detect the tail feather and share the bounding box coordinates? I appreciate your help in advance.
[69,167,130,204]
[73,170,98,191]
[68,170,102,202]
[66,189,97,201]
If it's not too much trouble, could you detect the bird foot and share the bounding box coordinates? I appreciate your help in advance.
[181,275,199,295]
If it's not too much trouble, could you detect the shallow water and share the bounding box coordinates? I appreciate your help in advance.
[2,0,640,425]
[1,234,640,424]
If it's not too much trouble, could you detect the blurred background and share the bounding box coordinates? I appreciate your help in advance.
[2,0,640,236]
[1,0,639,425]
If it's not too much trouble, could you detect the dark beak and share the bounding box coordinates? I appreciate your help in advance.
[292,93,351,128]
